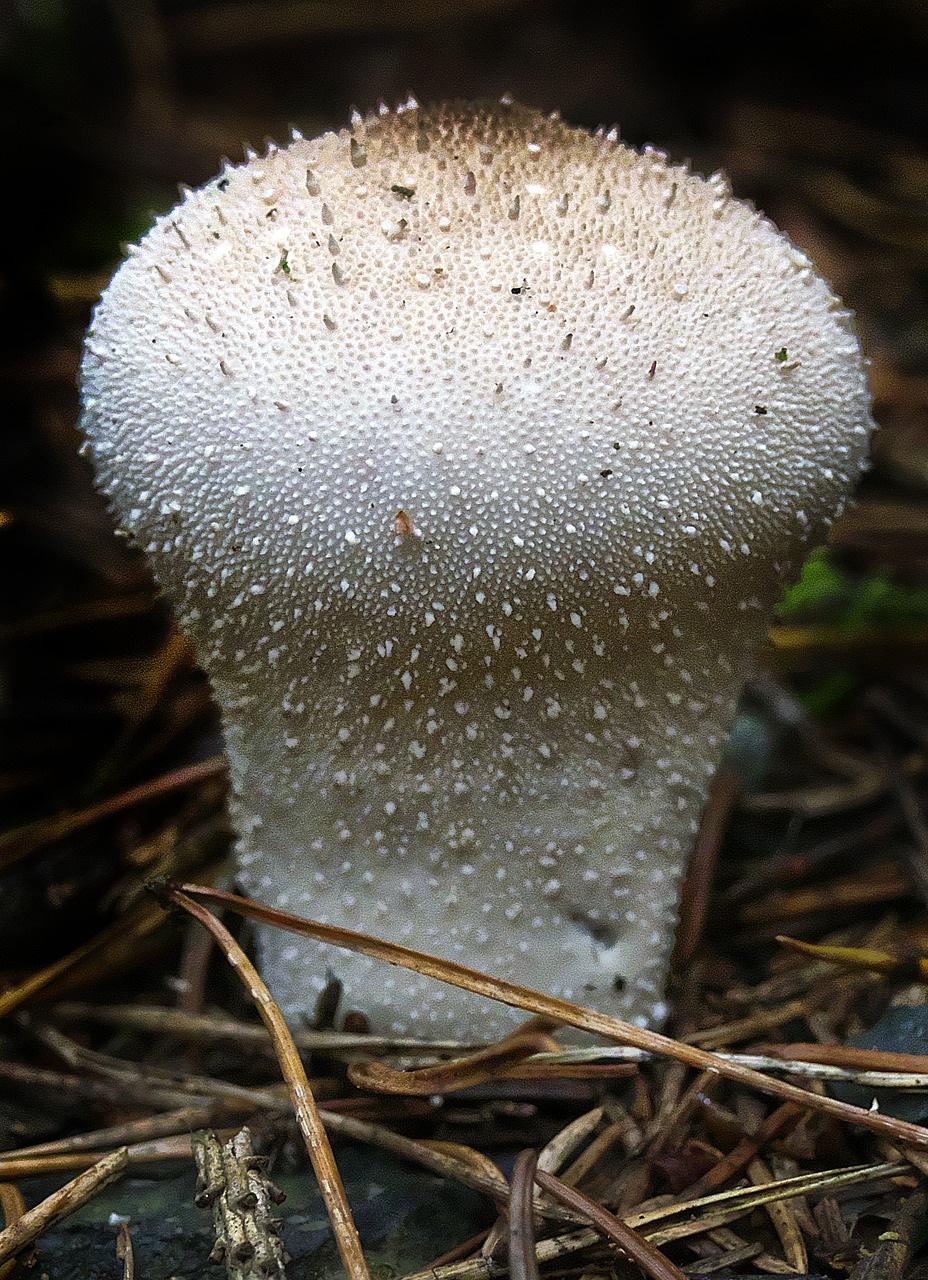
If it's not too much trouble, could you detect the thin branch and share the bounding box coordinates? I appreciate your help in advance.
[159,883,370,1280]
[51,1000,473,1053]
[535,1170,688,1280]
[4,1105,216,1158]
[0,757,226,870]
[348,1031,572,1095]
[0,1148,129,1265]
[509,1150,540,1280]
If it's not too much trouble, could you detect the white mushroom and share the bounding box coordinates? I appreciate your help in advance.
[80,99,873,1037]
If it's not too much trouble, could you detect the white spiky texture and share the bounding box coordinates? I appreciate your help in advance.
[81,99,873,1037]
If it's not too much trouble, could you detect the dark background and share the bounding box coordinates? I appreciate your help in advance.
[2,0,927,970]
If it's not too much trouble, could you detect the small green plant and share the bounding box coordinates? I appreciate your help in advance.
[779,549,928,631]
[776,550,928,714]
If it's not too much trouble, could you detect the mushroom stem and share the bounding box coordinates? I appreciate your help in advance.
[221,574,761,1034]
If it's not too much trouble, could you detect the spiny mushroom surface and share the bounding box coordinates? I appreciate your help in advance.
[81,98,873,1037]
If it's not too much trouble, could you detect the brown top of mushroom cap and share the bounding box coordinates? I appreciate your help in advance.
[82,99,871,669]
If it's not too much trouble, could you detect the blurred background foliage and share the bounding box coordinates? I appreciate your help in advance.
[1,0,927,969]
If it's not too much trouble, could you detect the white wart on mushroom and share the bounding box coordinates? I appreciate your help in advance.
[81,99,872,1036]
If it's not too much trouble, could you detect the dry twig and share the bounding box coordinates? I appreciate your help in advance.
[508,1150,540,1280]
[116,1219,135,1280]
[0,1186,28,1280]
[536,1169,688,1280]
[158,883,370,1280]
[192,1127,288,1280]
[0,1147,129,1266]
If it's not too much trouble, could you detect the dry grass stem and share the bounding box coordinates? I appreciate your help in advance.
[758,1041,928,1073]
[4,1104,217,1157]
[419,1230,494,1273]
[901,1145,928,1178]
[774,936,918,976]
[537,1107,604,1173]
[116,1219,135,1280]
[0,901,169,1020]
[686,1239,762,1272]
[703,1226,791,1274]
[0,1186,27,1280]
[672,767,740,966]
[0,1057,218,1111]
[169,881,928,1151]
[0,1147,129,1266]
[715,1056,928,1088]
[683,1001,811,1049]
[421,1142,511,1194]
[536,1169,688,1280]
[348,1031,597,1095]
[508,1150,541,1280]
[160,883,370,1280]
[51,1001,473,1053]
[0,1134,212,1178]
[641,1163,908,1247]
[24,1017,290,1110]
[0,757,226,870]
[559,1114,640,1186]
[683,1102,802,1197]
[647,1070,717,1157]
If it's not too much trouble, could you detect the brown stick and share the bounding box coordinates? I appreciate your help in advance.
[3,1105,216,1158]
[0,1148,129,1265]
[684,1103,803,1198]
[673,767,739,966]
[759,1043,928,1073]
[348,1032,564,1095]
[0,1185,28,1280]
[508,1150,541,1280]
[161,884,370,1280]
[0,757,227,870]
[535,1170,688,1280]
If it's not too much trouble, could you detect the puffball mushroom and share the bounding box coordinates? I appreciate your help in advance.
[80,97,873,1037]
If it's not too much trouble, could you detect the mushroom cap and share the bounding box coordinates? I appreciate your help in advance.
[81,99,873,1034]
